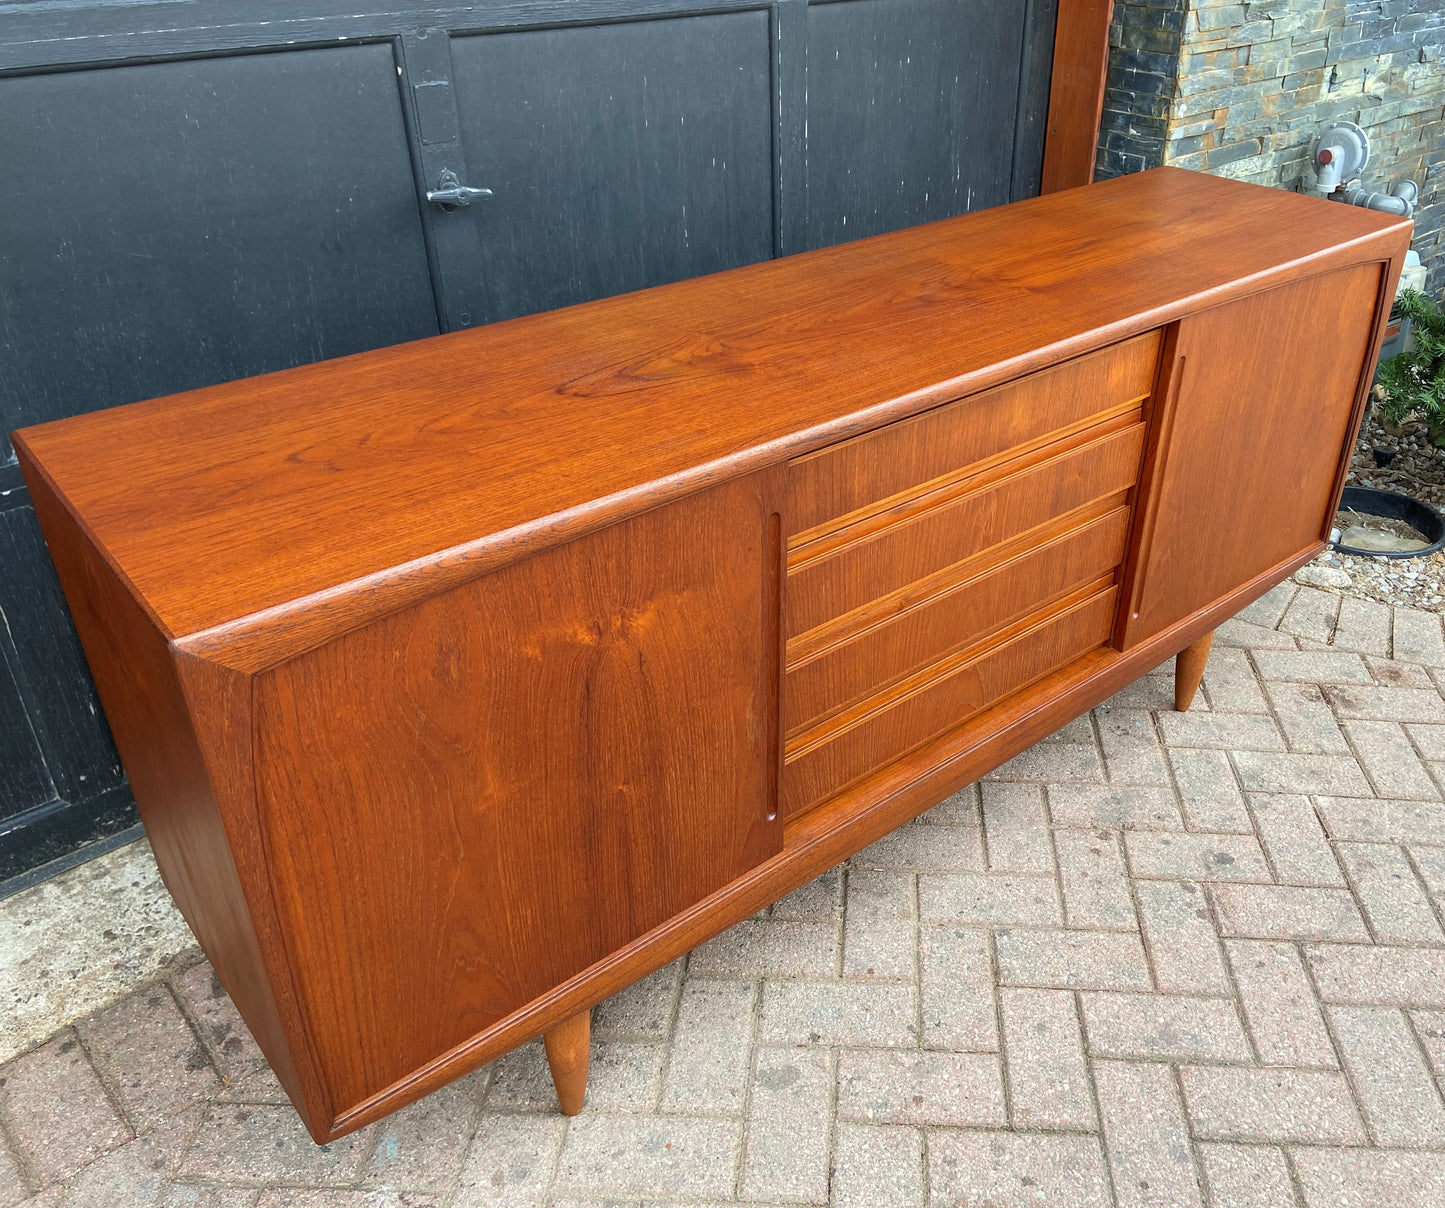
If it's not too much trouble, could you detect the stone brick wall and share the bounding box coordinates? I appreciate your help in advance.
[1097,0,1445,292]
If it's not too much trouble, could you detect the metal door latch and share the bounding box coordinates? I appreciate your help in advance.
[426,168,493,211]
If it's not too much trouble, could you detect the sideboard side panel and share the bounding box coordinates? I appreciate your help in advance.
[1119,262,1386,647]
[253,473,784,1113]
[14,450,329,1130]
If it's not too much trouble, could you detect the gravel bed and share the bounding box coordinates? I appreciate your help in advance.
[1350,406,1445,510]
[1290,407,1445,612]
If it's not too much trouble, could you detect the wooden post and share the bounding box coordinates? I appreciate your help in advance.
[1174,631,1214,712]
[1040,0,1116,193]
[544,1009,591,1116]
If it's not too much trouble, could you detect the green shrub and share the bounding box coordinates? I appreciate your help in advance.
[1377,288,1445,440]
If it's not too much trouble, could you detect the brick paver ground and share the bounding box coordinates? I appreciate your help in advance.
[3,584,1445,1207]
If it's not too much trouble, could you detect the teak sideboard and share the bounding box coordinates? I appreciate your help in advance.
[14,167,1410,1142]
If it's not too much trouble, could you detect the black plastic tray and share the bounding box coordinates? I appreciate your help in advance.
[1333,484,1445,559]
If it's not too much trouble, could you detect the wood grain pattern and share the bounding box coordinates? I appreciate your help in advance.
[13,170,1407,672]
[251,476,780,1111]
[787,420,1146,637]
[783,584,1119,819]
[786,331,1158,541]
[1120,263,1385,646]
[1040,0,1114,193]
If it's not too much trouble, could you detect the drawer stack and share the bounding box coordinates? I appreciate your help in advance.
[781,332,1163,819]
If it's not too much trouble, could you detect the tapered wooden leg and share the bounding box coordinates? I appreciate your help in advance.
[544,1009,591,1116]
[1175,630,1214,712]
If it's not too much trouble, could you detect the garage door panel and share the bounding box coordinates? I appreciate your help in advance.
[0,44,439,458]
[450,12,776,326]
[805,0,1033,250]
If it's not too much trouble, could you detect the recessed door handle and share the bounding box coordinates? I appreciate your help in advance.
[426,169,493,210]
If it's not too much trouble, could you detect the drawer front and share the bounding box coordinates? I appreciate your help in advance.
[783,586,1118,819]
[787,330,1161,540]
[785,505,1131,735]
[780,330,1162,821]
[787,420,1146,638]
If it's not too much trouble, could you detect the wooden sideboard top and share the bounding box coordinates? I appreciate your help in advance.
[14,167,1409,668]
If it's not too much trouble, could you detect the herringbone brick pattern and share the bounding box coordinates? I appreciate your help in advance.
[2,583,1445,1206]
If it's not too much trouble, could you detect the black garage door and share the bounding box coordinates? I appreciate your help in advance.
[0,0,1058,886]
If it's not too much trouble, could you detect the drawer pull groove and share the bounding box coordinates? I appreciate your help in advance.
[786,329,1165,539]
[780,584,1120,818]
[784,577,1117,763]
[786,493,1130,670]
[788,401,1145,568]
[785,422,1147,638]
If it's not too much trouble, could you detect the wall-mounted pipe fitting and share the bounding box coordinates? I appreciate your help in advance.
[1315,146,1346,195]
[1342,179,1418,217]
[1310,121,1370,197]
